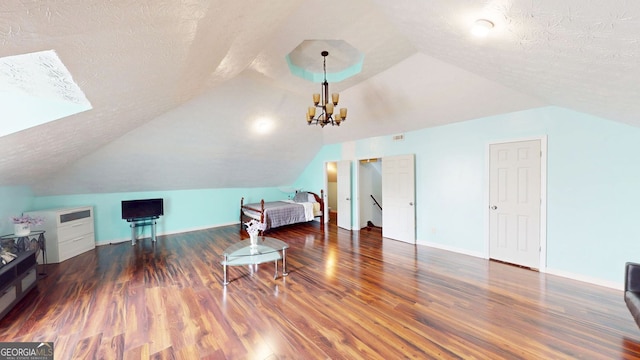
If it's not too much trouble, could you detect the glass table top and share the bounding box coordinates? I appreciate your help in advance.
[222,236,289,266]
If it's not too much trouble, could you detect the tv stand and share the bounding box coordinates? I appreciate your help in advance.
[127,217,158,245]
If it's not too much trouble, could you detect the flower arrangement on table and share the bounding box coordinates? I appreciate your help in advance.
[9,215,45,237]
[10,215,44,226]
[244,219,266,247]
[244,219,266,236]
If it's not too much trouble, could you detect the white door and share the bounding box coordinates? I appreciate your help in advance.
[489,140,541,269]
[337,160,352,230]
[382,154,416,243]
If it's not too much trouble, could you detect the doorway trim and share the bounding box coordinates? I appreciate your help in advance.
[357,157,384,231]
[324,161,334,225]
[324,160,355,229]
[484,135,548,272]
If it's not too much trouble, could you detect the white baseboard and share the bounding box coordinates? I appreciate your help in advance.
[421,241,486,259]
[96,221,240,246]
[544,267,623,290]
[421,241,623,290]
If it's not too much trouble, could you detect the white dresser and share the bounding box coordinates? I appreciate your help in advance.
[25,206,95,264]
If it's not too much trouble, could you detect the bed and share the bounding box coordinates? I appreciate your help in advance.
[240,190,325,233]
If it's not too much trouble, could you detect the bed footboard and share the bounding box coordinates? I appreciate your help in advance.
[307,190,325,231]
[240,197,266,234]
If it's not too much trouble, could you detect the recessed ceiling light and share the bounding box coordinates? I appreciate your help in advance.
[471,19,494,37]
[254,117,273,134]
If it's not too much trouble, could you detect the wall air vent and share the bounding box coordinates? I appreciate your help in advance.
[392,134,405,141]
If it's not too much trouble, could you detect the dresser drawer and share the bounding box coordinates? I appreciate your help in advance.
[57,208,92,226]
[58,233,95,262]
[0,286,16,313]
[58,219,94,241]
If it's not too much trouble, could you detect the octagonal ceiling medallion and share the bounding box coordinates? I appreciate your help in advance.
[286,40,363,83]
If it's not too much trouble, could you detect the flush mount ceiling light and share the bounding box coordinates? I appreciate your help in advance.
[253,117,273,134]
[306,51,347,127]
[471,19,494,37]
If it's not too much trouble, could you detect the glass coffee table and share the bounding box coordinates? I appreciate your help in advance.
[221,236,289,285]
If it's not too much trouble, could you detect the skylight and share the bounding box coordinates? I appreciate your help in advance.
[0,50,92,137]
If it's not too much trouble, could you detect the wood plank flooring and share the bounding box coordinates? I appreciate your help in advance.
[1,221,639,359]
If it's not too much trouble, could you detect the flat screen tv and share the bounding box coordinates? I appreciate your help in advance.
[121,198,164,220]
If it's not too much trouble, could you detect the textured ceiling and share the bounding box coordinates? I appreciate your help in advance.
[0,0,638,195]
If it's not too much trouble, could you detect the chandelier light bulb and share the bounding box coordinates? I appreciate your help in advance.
[326,103,334,115]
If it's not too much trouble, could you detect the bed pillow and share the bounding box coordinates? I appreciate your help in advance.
[293,191,309,203]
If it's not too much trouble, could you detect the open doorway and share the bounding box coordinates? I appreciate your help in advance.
[326,162,338,225]
[358,158,382,231]
[325,161,353,229]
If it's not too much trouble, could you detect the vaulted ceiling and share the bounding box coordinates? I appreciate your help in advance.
[1,0,639,196]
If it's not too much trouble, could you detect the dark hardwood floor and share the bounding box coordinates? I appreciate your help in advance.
[1,221,639,359]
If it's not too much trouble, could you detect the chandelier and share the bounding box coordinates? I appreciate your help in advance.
[306,51,347,127]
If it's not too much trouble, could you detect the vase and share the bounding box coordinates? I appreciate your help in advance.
[14,223,30,236]
[249,232,258,247]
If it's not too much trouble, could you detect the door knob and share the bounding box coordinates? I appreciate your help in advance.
[490,205,497,210]
[409,202,414,206]
[346,198,350,201]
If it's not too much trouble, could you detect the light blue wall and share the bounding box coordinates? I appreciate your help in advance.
[3,105,639,286]
[32,187,284,244]
[294,143,342,190]
[294,106,640,286]
[0,186,34,235]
